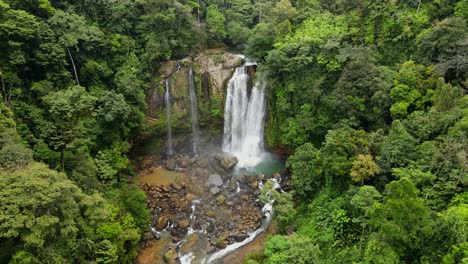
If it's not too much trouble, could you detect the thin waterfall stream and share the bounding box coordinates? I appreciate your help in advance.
[165,79,174,156]
[188,66,200,155]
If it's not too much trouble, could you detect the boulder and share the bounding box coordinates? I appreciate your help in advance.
[206,246,217,254]
[164,248,177,264]
[233,234,249,242]
[193,167,210,178]
[166,159,177,171]
[216,239,228,249]
[258,173,265,181]
[250,181,259,190]
[210,186,221,195]
[177,155,192,168]
[179,233,200,255]
[215,153,238,171]
[156,215,170,230]
[227,180,238,192]
[185,193,198,201]
[196,156,209,168]
[142,231,154,241]
[208,174,223,187]
[171,182,183,190]
[216,195,226,205]
[177,219,190,229]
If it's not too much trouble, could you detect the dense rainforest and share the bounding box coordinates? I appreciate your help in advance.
[0,0,466,263]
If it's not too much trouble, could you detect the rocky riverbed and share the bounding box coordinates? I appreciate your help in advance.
[135,150,289,264]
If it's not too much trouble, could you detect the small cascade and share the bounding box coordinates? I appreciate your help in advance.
[187,199,200,235]
[176,60,181,72]
[188,67,200,155]
[223,65,266,167]
[165,79,174,156]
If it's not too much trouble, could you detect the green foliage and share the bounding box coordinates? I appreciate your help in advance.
[455,0,468,19]
[0,101,33,171]
[206,5,226,46]
[95,147,128,182]
[246,23,277,61]
[415,17,468,81]
[350,154,380,184]
[226,21,251,45]
[0,162,143,262]
[254,0,467,263]
[264,234,321,264]
[380,120,418,168]
[287,143,322,197]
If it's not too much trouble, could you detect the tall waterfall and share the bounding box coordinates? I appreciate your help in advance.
[188,67,200,155]
[223,65,266,167]
[165,79,174,156]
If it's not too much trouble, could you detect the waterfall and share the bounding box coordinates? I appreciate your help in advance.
[188,67,200,155]
[223,65,266,167]
[165,79,174,156]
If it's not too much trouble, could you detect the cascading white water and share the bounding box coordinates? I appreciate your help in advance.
[223,65,266,167]
[188,67,200,155]
[165,79,174,156]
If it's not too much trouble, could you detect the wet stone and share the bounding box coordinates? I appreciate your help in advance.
[208,174,223,187]
[210,186,221,195]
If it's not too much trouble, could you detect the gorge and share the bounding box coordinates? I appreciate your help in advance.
[1,1,464,263]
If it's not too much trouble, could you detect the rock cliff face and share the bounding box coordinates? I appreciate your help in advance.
[145,53,243,129]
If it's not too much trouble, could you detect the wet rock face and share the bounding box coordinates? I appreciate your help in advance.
[194,53,242,99]
[146,53,242,122]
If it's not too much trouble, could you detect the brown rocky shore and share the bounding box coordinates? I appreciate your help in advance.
[135,152,281,264]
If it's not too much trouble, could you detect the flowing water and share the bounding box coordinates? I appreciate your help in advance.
[165,79,174,156]
[188,67,200,155]
[222,65,267,168]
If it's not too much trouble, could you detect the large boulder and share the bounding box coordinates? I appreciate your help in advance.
[166,158,177,171]
[208,174,223,187]
[177,219,190,229]
[215,153,238,171]
[156,215,171,230]
[176,155,192,168]
[210,186,221,195]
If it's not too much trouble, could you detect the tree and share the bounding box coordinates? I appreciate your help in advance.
[0,162,143,263]
[246,22,277,61]
[333,47,394,128]
[0,101,32,171]
[415,17,468,82]
[206,5,226,46]
[286,143,323,197]
[48,10,104,85]
[380,120,418,168]
[369,178,435,260]
[96,91,131,142]
[264,234,321,264]
[42,85,96,170]
[350,154,380,184]
[321,126,370,190]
